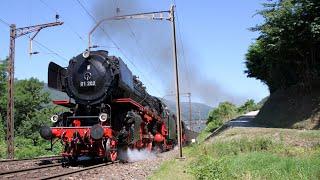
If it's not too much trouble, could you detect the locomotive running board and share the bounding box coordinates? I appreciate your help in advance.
[113,98,144,110]
[113,98,162,121]
[52,99,76,108]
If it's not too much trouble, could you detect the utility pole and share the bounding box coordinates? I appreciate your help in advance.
[170,5,183,159]
[6,21,63,159]
[7,25,16,160]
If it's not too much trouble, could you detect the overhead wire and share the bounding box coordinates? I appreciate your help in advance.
[112,0,158,76]
[176,14,191,92]
[39,0,86,44]
[0,17,10,27]
[0,16,69,64]
[32,39,69,62]
[74,0,162,96]
[172,1,192,93]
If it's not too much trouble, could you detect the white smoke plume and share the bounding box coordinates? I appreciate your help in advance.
[119,148,157,162]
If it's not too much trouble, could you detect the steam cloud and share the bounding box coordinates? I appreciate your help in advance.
[92,0,245,106]
[119,148,156,162]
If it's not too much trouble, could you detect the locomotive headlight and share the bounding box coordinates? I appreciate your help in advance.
[82,50,90,58]
[99,113,108,122]
[50,114,59,123]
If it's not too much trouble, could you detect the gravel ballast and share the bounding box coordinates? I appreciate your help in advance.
[66,149,178,180]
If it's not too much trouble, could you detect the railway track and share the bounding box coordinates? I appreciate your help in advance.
[0,155,116,180]
[0,162,63,179]
[41,162,115,180]
[0,155,62,163]
[0,156,64,176]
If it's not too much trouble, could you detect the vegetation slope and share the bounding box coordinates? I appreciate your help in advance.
[150,127,320,180]
[245,0,320,129]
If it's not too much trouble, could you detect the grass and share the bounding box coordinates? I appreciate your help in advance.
[150,158,195,180]
[149,128,320,180]
[0,137,62,159]
[196,120,224,143]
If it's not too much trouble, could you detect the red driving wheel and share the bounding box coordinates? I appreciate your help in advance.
[109,139,117,162]
[110,150,117,162]
[147,142,153,151]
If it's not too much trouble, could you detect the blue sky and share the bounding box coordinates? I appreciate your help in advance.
[0,0,269,106]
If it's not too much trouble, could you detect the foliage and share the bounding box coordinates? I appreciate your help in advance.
[245,0,320,93]
[0,58,59,159]
[0,137,62,160]
[0,59,7,121]
[206,100,259,128]
[207,101,237,125]
[0,59,7,142]
[0,115,4,140]
[238,99,259,114]
[189,155,223,180]
[18,107,58,145]
[152,129,320,179]
[0,60,51,136]
[13,78,50,133]
[198,100,259,142]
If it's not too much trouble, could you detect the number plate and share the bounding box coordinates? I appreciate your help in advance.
[80,81,96,87]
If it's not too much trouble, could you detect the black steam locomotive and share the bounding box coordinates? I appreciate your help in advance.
[40,50,185,161]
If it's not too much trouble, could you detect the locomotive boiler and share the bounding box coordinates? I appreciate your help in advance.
[40,50,185,161]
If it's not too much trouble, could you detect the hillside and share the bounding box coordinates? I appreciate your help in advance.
[254,82,320,129]
[43,84,212,130]
[43,84,69,100]
[162,99,211,121]
[150,127,320,179]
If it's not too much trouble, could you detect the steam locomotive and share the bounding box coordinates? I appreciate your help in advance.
[40,50,185,162]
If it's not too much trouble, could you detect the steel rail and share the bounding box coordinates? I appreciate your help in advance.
[40,161,117,180]
[0,163,63,176]
[0,155,62,163]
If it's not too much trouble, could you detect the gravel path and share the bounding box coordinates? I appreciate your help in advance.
[65,149,178,180]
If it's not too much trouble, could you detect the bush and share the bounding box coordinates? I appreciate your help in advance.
[14,137,62,159]
[188,138,320,179]
[188,155,224,180]
[207,102,237,125]
[0,115,5,140]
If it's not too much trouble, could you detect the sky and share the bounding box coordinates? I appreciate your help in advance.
[0,0,269,107]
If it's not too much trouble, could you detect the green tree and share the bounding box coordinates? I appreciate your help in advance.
[0,59,7,121]
[14,78,50,131]
[245,0,320,93]
[0,115,4,141]
[238,99,258,114]
[207,101,237,125]
[18,107,56,145]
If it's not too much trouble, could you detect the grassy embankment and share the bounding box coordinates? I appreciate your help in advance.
[0,138,61,159]
[150,127,320,180]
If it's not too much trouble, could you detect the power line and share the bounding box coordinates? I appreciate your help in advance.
[173,3,192,93]
[38,0,86,44]
[124,21,158,76]
[74,0,162,96]
[177,16,191,91]
[112,0,158,76]
[32,39,69,62]
[0,17,10,27]
[0,19,69,63]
